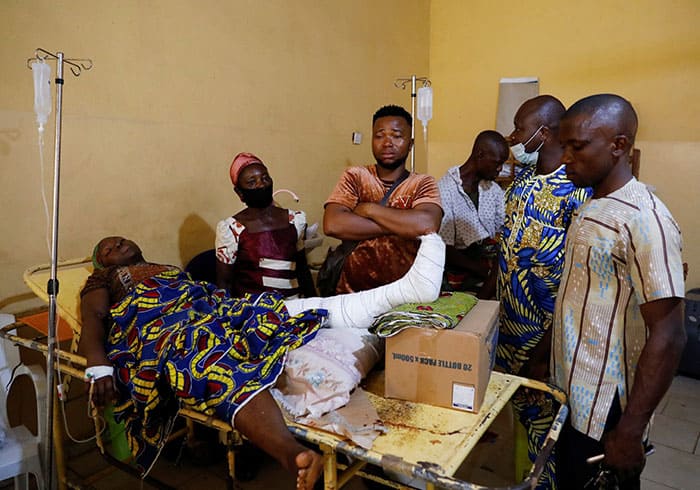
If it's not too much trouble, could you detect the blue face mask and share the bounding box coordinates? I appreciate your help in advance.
[510,125,544,166]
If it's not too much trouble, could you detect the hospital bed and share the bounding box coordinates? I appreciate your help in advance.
[1,258,568,490]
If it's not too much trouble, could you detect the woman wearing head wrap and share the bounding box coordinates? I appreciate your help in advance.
[215,152,316,298]
[80,233,444,489]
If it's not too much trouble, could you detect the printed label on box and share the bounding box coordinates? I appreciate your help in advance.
[452,382,475,411]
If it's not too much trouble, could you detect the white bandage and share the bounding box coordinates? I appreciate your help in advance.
[286,233,445,329]
[84,365,114,382]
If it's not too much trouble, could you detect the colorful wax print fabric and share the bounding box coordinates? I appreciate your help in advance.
[496,164,591,374]
[106,269,326,475]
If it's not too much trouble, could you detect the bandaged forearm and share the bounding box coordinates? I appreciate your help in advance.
[286,233,445,329]
[84,365,114,382]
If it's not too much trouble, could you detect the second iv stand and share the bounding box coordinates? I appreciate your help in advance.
[394,75,431,172]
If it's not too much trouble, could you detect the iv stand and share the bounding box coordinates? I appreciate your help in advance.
[26,48,92,490]
[394,75,431,172]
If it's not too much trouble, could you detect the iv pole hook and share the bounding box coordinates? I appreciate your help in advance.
[27,48,93,76]
[393,75,431,172]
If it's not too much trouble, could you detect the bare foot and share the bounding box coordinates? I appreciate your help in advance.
[295,449,323,490]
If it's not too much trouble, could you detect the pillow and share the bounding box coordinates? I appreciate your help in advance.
[272,328,382,418]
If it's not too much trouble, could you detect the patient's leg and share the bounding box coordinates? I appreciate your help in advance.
[286,233,445,329]
[234,390,322,489]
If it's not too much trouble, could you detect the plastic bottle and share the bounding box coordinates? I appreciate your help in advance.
[417,86,433,141]
[31,61,52,133]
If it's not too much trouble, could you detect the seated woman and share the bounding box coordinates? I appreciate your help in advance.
[216,152,315,298]
[80,233,445,489]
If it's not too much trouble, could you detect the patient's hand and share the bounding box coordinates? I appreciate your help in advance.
[92,377,116,408]
[85,364,116,408]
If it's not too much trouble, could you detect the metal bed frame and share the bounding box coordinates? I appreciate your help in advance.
[0,258,568,489]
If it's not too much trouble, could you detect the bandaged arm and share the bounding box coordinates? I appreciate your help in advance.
[79,287,116,407]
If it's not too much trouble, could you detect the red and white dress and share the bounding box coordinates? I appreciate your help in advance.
[215,210,306,298]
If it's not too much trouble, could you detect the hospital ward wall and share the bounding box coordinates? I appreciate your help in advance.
[428,0,700,290]
[0,0,430,310]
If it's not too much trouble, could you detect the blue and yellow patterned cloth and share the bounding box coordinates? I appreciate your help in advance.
[106,269,326,475]
[496,165,591,374]
[496,164,590,490]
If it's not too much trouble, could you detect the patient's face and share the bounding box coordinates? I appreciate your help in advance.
[97,236,144,267]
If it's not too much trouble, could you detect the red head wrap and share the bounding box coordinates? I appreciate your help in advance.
[229,152,264,187]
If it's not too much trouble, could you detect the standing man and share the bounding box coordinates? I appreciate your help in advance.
[554,94,686,489]
[497,95,591,377]
[437,130,509,293]
[494,95,592,489]
[323,105,443,294]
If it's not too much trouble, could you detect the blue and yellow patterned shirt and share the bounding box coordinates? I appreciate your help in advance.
[496,164,591,374]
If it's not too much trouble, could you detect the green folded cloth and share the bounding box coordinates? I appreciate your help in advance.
[370,292,478,338]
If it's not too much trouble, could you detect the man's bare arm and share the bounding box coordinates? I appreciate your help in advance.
[603,297,686,475]
[323,203,391,241]
[353,202,443,239]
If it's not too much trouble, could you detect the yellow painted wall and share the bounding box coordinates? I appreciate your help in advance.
[0,1,430,310]
[428,0,700,289]
[2,0,698,310]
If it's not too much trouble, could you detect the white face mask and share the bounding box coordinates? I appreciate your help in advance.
[510,125,544,166]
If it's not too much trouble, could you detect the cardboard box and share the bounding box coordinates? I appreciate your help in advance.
[384,299,499,412]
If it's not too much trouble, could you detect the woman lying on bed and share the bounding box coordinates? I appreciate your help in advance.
[79,233,444,489]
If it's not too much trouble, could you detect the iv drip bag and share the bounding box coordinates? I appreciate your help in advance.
[32,61,52,133]
[417,86,433,140]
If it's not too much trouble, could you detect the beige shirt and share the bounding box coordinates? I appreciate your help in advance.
[552,179,684,440]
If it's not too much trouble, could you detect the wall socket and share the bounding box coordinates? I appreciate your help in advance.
[352,132,362,145]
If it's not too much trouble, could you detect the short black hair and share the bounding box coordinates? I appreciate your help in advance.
[473,130,508,154]
[522,95,566,130]
[565,94,638,144]
[373,105,412,127]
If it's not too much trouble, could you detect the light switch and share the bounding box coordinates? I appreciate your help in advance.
[352,132,362,145]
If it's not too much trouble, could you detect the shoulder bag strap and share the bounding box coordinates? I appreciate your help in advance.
[379,169,411,206]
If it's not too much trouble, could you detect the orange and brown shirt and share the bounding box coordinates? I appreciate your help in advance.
[325,165,441,293]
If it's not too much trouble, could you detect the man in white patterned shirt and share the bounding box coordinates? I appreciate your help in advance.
[437,130,509,294]
[554,94,686,489]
